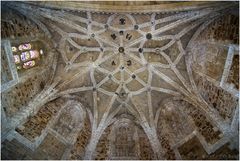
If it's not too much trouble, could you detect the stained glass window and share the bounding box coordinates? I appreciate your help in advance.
[20,51,31,61]
[23,60,36,69]
[14,55,20,64]
[18,43,31,51]
[12,41,44,71]
[16,66,22,70]
[12,46,17,52]
[29,50,39,59]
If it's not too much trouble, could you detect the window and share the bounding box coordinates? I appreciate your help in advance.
[29,50,40,59]
[14,55,20,64]
[11,41,45,71]
[20,51,31,61]
[12,46,17,52]
[18,43,31,51]
[23,60,36,69]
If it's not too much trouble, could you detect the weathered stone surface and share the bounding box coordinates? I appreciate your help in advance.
[1,1,239,160]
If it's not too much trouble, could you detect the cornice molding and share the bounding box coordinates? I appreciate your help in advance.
[23,1,225,14]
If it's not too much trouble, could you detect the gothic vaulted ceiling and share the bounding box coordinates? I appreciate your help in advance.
[1,1,239,160]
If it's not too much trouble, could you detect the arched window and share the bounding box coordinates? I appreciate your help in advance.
[29,50,39,59]
[109,119,138,159]
[11,41,45,71]
[23,60,35,69]
[18,43,31,51]
[52,104,86,143]
[13,55,20,64]
[20,51,31,61]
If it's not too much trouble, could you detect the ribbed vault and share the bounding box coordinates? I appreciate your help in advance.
[1,1,239,160]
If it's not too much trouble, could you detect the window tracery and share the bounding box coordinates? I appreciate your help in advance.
[11,41,45,71]
[13,55,20,64]
[52,104,85,143]
[20,51,31,61]
[18,43,31,51]
[23,60,36,69]
[109,119,138,159]
[161,101,193,143]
